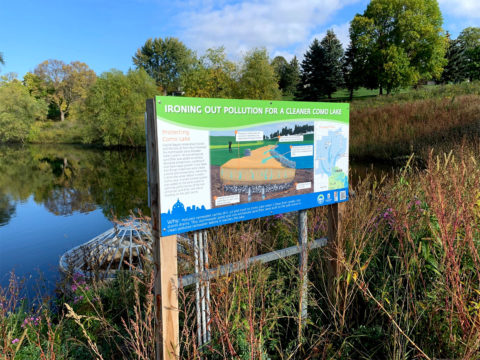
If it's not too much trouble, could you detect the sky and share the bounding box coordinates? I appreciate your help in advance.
[0,0,478,78]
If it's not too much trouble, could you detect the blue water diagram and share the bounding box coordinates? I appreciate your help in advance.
[314,123,349,192]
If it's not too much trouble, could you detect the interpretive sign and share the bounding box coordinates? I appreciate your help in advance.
[154,96,349,236]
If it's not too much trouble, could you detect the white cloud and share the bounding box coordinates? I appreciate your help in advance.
[178,0,359,59]
[439,0,480,19]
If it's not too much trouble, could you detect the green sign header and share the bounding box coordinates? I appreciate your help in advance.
[156,96,349,130]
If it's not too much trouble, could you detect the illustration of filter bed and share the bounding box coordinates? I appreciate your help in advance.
[220,145,295,191]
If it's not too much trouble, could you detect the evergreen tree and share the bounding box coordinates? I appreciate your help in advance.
[283,56,300,97]
[296,39,326,101]
[441,36,468,84]
[321,30,344,98]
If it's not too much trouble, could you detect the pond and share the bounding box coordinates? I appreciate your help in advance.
[0,144,149,293]
[0,144,394,295]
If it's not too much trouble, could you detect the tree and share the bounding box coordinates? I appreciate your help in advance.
[0,80,47,143]
[133,37,194,95]
[467,46,480,81]
[236,49,281,100]
[441,35,468,83]
[82,69,156,146]
[350,0,447,94]
[182,47,237,98]
[34,60,96,121]
[458,27,480,81]
[283,57,301,97]
[271,56,300,97]
[296,39,327,100]
[320,30,344,98]
[0,52,4,69]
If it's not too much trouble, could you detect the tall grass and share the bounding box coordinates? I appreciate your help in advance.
[2,147,480,358]
[351,94,480,160]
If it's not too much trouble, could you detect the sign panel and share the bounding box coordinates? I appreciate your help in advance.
[154,96,349,236]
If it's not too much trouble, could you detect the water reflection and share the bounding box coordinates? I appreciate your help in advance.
[0,194,15,226]
[0,144,150,226]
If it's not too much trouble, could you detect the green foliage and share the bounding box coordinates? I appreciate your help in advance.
[82,69,156,146]
[0,80,47,143]
[297,31,343,100]
[236,48,281,100]
[182,47,237,98]
[296,39,325,100]
[320,30,344,98]
[133,37,194,95]
[350,0,447,94]
[34,60,96,121]
[441,36,468,83]
[272,56,300,97]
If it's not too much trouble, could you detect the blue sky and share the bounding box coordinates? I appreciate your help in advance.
[0,0,478,78]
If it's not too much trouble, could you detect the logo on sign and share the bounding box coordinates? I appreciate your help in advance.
[317,194,324,204]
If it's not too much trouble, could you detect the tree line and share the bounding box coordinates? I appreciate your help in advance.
[0,0,479,146]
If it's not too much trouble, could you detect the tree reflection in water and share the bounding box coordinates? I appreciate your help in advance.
[0,144,149,224]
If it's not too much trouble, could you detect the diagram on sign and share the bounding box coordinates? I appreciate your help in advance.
[313,121,349,193]
[210,121,315,207]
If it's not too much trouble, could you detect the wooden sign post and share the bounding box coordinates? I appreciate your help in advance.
[146,99,180,360]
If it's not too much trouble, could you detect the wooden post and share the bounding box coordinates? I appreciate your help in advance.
[146,99,180,360]
[298,210,308,335]
[327,202,346,305]
[159,235,179,358]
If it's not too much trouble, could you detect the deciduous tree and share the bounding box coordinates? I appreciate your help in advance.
[182,47,237,98]
[133,37,194,95]
[34,60,96,121]
[236,49,281,100]
[458,27,480,81]
[349,0,447,94]
[82,69,156,146]
[0,80,47,143]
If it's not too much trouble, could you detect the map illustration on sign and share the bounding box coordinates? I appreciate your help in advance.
[154,97,349,236]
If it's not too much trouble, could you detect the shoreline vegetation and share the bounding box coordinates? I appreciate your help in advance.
[10,80,480,163]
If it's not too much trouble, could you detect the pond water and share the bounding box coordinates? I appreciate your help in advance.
[0,144,393,294]
[0,144,149,292]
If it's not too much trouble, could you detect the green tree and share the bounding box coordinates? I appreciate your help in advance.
[236,48,281,100]
[320,30,344,98]
[0,80,47,143]
[283,57,300,97]
[296,39,327,100]
[467,46,480,81]
[82,69,156,146]
[133,37,194,95]
[350,0,447,94]
[182,47,237,98]
[441,35,468,83]
[458,27,480,81]
[34,60,96,121]
[271,56,300,97]
[0,52,4,69]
